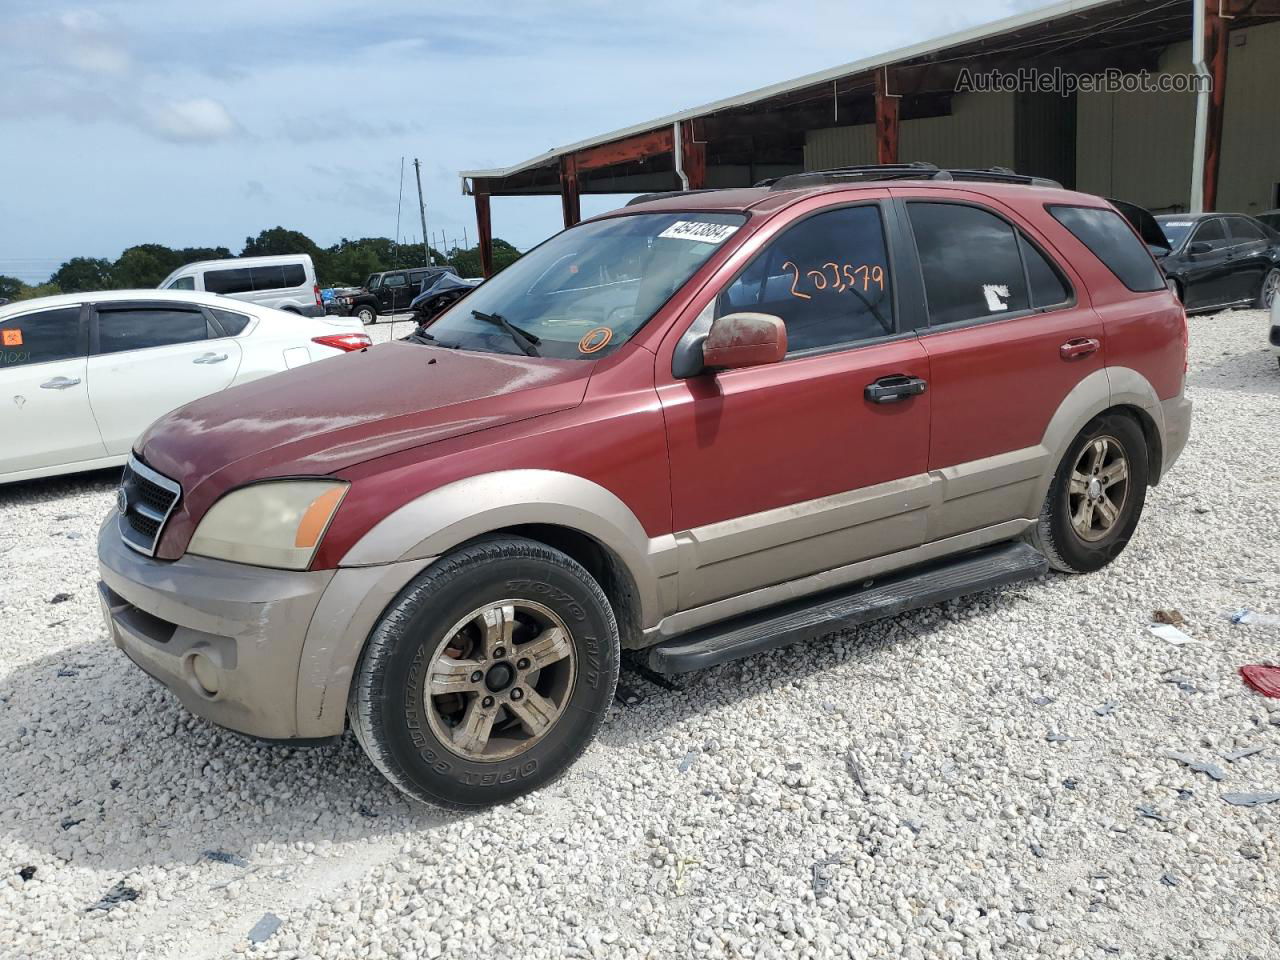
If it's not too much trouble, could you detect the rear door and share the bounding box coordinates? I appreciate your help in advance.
[1224,216,1271,302]
[657,199,933,611]
[894,193,1102,543]
[87,301,243,454]
[0,304,105,475]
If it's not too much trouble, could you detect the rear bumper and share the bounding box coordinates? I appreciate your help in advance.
[97,512,434,740]
[1160,391,1193,477]
[298,303,324,318]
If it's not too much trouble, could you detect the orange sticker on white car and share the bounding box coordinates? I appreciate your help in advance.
[2,329,22,347]
[578,327,612,354]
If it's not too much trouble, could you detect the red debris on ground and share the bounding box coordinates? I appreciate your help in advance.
[1239,665,1280,699]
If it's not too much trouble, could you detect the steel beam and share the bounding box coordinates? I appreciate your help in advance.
[560,155,581,228]
[1203,0,1229,212]
[474,192,493,279]
[874,69,900,164]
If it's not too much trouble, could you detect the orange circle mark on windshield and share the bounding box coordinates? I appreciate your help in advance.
[579,327,613,354]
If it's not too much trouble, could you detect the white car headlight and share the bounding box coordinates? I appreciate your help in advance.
[187,481,348,570]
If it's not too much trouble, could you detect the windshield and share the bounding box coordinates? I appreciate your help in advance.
[1157,218,1195,249]
[421,212,746,358]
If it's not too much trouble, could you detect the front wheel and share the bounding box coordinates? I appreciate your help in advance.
[1027,413,1149,573]
[1256,267,1280,310]
[348,537,620,808]
[355,304,377,324]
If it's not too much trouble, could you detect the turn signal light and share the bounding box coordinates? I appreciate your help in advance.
[312,333,372,352]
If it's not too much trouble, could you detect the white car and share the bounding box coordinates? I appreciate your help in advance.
[0,290,369,484]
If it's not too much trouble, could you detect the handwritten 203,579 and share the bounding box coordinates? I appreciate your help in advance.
[782,261,885,300]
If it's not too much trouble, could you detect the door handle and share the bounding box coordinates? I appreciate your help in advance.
[1059,337,1100,360]
[40,376,81,389]
[193,353,228,364]
[864,374,927,404]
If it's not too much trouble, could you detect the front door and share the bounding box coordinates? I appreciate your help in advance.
[1182,217,1236,309]
[898,197,1104,543]
[0,304,105,476]
[657,202,932,611]
[1224,216,1271,303]
[87,302,242,454]
[381,273,410,312]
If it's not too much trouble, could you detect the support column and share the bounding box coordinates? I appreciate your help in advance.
[474,192,493,279]
[560,154,581,229]
[680,120,707,190]
[875,68,900,165]
[1202,0,1228,212]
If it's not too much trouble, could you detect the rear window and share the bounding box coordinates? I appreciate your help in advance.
[1049,205,1165,293]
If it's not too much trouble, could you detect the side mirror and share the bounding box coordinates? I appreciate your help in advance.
[1187,241,1213,257]
[701,312,787,371]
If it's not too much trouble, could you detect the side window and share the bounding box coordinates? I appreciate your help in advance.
[281,264,306,287]
[1019,235,1070,309]
[0,307,82,368]
[166,276,195,291]
[908,202,1029,325]
[716,205,894,354]
[205,268,253,295]
[1191,218,1228,248]
[1228,217,1266,243]
[210,308,251,336]
[1049,205,1166,292]
[96,308,210,355]
[249,265,287,290]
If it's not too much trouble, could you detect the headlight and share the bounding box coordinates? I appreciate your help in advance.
[187,481,348,570]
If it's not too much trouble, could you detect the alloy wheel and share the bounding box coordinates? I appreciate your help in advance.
[1067,436,1129,542]
[425,600,576,762]
[1263,270,1279,309]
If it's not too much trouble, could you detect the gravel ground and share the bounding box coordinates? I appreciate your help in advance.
[2,308,1278,960]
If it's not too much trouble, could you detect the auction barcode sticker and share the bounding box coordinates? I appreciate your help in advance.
[658,221,739,244]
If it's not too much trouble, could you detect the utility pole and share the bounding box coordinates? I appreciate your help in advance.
[413,158,432,265]
[393,156,404,268]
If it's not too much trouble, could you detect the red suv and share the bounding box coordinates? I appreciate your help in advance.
[98,167,1191,808]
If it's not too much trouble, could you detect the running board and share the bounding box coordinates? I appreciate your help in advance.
[645,541,1047,674]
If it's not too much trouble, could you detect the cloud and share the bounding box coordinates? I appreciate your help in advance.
[145,98,239,143]
[50,10,132,75]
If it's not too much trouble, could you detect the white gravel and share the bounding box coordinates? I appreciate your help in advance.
[2,308,1278,960]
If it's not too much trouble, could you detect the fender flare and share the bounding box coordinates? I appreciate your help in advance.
[340,469,678,627]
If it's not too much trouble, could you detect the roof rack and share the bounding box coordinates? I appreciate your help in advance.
[625,188,725,207]
[760,162,1061,191]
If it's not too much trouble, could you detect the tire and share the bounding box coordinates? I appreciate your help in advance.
[1026,412,1149,574]
[355,304,377,324]
[1256,267,1280,310]
[348,537,620,809]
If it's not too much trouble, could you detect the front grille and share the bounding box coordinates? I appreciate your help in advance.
[118,456,181,557]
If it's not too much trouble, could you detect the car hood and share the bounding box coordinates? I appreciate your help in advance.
[138,341,592,558]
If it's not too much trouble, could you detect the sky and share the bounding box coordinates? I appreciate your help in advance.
[0,0,1057,284]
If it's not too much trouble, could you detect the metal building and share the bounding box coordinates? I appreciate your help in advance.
[459,0,1280,275]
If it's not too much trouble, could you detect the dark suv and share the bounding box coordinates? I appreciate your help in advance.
[337,266,458,323]
[98,165,1190,809]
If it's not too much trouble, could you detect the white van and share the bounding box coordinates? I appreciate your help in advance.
[158,254,324,316]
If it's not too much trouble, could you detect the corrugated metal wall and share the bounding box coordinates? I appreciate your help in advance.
[1218,19,1280,214]
[804,93,1015,170]
[1077,20,1280,213]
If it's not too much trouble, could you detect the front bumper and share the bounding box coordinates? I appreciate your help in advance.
[1160,391,1193,478]
[98,513,335,739]
[97,512,434,740]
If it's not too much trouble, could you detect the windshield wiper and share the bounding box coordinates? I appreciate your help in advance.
[472,310,541,357]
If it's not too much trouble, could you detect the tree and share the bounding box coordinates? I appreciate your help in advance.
[15,282,61,301]
[242,227,320,259]
[51,257,114,293]
[110,243,181,288]
[0,275,24,300]
[448,237,521,278]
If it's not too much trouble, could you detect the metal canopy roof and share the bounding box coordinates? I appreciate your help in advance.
[459,0,1135,188]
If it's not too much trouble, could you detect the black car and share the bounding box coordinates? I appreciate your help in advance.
[1155,213,1280,314]
[334,266,458,323]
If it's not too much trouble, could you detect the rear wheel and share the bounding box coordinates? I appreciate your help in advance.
[1257,267,1280,310]
[348,537,619,808]
[1027,413,1149,573]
